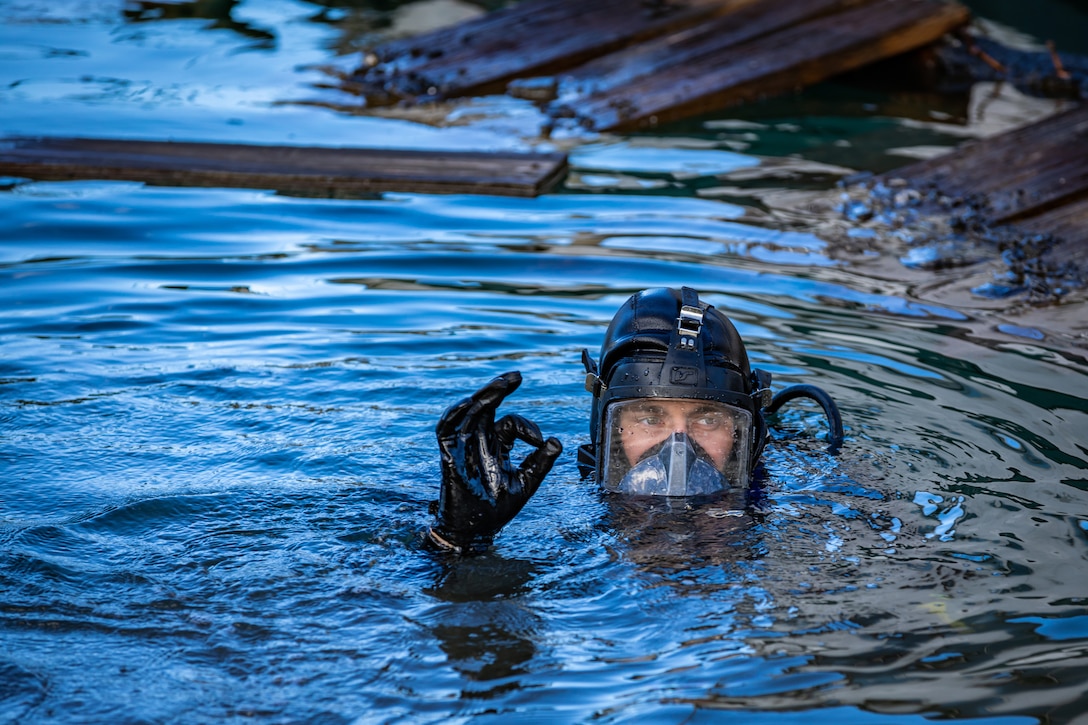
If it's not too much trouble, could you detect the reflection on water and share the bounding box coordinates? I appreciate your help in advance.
[3,179,1086,723]
[122,0,277,45]
[2,1,1088,723]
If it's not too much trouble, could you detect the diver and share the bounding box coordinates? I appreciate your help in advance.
[426,287,844,555]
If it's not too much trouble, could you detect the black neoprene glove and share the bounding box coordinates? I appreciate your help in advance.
[429,371,563,555]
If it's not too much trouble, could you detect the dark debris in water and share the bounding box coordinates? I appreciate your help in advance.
[837,175,1086,306]
[934,32,1088,101]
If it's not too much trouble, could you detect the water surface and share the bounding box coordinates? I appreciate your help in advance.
[2,2,1088,723]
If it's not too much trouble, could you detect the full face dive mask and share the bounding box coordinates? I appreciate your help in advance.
[601,398,754,496]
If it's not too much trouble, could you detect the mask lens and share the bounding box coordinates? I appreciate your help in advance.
[601,398,751,496]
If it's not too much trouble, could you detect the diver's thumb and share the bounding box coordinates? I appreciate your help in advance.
[518,436,563,490]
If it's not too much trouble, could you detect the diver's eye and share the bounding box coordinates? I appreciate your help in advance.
[690,413,727,430]
[635,415,664,428]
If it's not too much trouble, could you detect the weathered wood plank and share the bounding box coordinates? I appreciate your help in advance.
[868,104,1088,298]
[351,0,754,102]
[1016,196,1088,258]
[0,137,569,198]
[549,0,870,102]
[566,0,970,131]
[879,104,1088,223]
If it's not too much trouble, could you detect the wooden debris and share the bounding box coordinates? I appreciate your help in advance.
[350,0,970,131]
[0,137,569,198]
[931,33,1088,99]
[349,0,756,103]
[560,0,971,131]
[872,104,1088,294]
[879,103,1088,226]
[547,0,871,103]
[1017,196,1088,270]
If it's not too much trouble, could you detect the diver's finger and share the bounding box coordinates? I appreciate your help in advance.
[516,436,563,489]
[495,413,545,450]
[435,394,477,438]
[437,371,522,437]
[460,371,522,433]
[473,371,522,406]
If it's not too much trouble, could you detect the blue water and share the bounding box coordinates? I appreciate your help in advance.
[3,2,1088,723]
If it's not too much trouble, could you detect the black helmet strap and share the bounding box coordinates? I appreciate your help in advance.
[659,286,709,389]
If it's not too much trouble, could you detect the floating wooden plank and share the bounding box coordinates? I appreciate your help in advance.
[349,0,755,102]
[547,0,871,102]
[0,137,568,198]
[1017,196,1088,269]
[564,0,970,131]
[874,104,1088,283]
[878,104,1088,225]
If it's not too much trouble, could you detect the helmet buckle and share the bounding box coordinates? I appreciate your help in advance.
[676,303,703,351]
[582,348,605,395]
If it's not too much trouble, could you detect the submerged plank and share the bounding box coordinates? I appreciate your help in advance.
[879,104,1088,224]
[1017,196,1088,263]
[564,0,970,131]
[350,0,751,102]
[0,137,569,198]
[870,104,1088,296]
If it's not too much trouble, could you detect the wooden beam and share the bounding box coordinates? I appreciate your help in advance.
[351,0,753,101]
[1016,197,1088,265]
[878,104,1088,224]
[0,137,569,198]
[550,0,871,102]
[874,104,1088,288]
[563,0,970,131]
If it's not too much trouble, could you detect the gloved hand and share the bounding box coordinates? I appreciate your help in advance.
[429,371,563,555]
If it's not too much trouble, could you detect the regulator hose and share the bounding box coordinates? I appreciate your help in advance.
[765,384,844,452]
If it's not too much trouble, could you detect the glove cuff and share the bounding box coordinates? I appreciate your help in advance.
[427,526,493,556]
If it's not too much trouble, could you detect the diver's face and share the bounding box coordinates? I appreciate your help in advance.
[617,399,735,469]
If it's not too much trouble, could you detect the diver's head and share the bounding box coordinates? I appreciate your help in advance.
[579,287,771,497]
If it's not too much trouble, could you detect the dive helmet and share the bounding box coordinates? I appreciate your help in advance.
[577,287,772,495]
